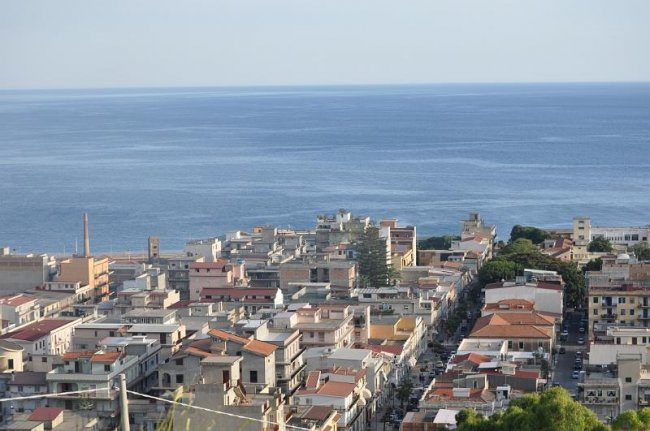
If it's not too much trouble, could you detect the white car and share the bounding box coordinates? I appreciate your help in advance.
[577,337,585,345]
[561,330,569,337]
[572,370,580,379]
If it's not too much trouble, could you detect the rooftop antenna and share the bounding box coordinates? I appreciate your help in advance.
[83,213,90,257]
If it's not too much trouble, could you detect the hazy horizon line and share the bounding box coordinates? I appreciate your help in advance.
[2,79,650,93]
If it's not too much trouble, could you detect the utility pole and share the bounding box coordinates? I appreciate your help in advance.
[119,373,130,431]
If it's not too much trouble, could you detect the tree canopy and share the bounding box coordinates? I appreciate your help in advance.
[356,226,392,287]
[418,234,460,250]
[509,225,551,244]
[477,238,585,307]
[456,388,607,431]
[630,242,650,261]
[611,408,650,431]
[583,258,603,273]
[588,236,613,253]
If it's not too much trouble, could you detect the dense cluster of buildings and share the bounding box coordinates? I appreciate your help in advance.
[0,213,649,430]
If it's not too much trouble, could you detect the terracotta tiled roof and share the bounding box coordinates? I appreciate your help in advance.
[208,329,250,344]
[1,319,74,342]
[450,353,492,365]
[302,406,334,421]
[62,351,95,360]
[28,407,64,422]
[363,344,403,355]
[470,325,553,339]
[0,294,36,307]
[190,260,229,270]
[208,329,276,357]
[243,339,277,356]
[91,351,122,363]
[299,381,356,397]
[306,371,320,389]
[471,312,554,333]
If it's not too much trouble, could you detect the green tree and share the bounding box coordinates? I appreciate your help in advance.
[457,388,608,431]
[356,226,391,287]
[588,236,613,253]
[396,379,413,409]
[500,238,539,255]
[611,410,645,431]
[630,242,650,261]
[583,258,603,273]
[478,259,520,284]
[510,225,551,245]
[418,235,460,250]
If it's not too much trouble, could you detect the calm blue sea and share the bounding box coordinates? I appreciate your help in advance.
[1,83,649,253]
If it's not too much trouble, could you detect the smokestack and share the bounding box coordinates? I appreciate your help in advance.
[83,213,90,257]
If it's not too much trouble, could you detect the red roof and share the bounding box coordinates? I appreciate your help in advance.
[28,407,64,422]
[190,260,229,270]
[0,294,36,307]
[1,319,73,342]
[363,344,403,355]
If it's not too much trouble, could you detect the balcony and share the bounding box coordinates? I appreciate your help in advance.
[601,302,617,308]
[639,303,650,308]
[600,314,617,320]
[638,315,650,320]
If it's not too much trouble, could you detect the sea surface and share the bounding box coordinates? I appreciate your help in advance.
[1,83,649,254]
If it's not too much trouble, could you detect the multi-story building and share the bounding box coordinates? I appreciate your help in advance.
[0,318,81,358]
[208,329,278,388]
[294,369,372,431]
[484,278,564,317]
[188,260,236,300]
[200,287,284,314]
[273,304,355,349]
[379,219,417,269]
[250,321,306,397]
[573,216,650,247]
[579,353,649,421]
[280,259,357,294]
[0,247,56,295]
[172,355,288,431]
[0,294,40,330]
[57,255,110,303]
[47,349,140,429]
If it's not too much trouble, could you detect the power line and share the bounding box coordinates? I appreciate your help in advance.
[126,389,312,431]
[0,388,104,403]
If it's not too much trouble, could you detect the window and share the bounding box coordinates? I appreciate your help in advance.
[250,370,258,383]
[593,297,599,304]
[621,309,626,316]
[41,357,47,363]
[619,297,626,304]
[8,359,14,369]
[631,309,636,316]
[363,294,371,299]
[626,394,632,400]
[518,342,524,349]
[508,341,513,349]
[626,377,632,383]
[104,365,111,372]
[594,309,598,316]
[175,359,184,366]
[176,375,184,384]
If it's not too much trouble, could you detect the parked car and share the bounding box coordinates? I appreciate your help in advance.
[434,361,445,369]
[577,337,585,345]
[579,327,585,333]
[572,370,580,379]
[559,346,566,354]
[561,329,569,337]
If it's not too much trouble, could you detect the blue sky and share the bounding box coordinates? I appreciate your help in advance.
[1,0,649,89]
